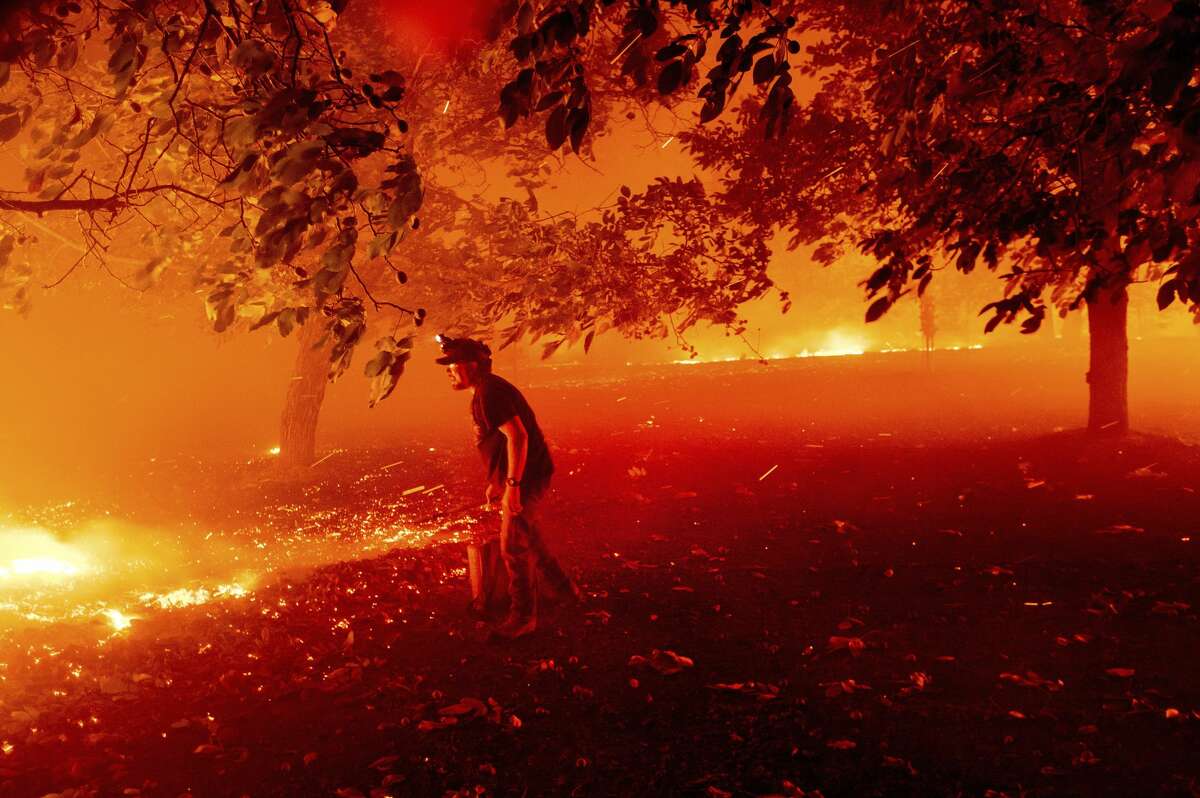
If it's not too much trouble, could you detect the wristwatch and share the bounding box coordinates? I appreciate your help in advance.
[505,477,522,488]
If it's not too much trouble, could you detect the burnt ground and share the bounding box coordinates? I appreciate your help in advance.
[3,347,1200,798]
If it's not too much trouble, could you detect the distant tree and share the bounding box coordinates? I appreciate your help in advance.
[919,288,936,358]
[494,0,1200,434]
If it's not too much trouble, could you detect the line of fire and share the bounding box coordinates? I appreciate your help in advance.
[1,0,1198,796]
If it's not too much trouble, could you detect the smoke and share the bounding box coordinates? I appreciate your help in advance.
[372,0,510,49]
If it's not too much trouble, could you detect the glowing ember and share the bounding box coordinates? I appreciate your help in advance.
[1,742,12,755]
[101,609,133,631]
[142,582,250,609]
[268,445,282,456]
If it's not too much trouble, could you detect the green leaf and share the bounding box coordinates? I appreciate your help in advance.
[214,302,236,333]
[368,232,397,259]
[363,350,392,378]
[752,53,776,85]
[568,106,590,154]
[56,37,79,71]
[231,39,275,77]
[657,60,686,95]
[64,113,107,149]
[277,308,298,337]
[545,105,569,150]
[864,296,891,323]
[249,310,281,331]
[224,116,257,151]
[0,112,21,143]
[1157,279,1178,310]
[386,173,423,229]
[270,140,324,186]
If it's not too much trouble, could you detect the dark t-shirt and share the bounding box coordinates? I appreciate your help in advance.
[471,373,553,494]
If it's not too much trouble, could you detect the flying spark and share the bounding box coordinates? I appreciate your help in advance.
[610,31,643,64]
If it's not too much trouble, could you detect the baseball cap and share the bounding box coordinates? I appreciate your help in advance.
[434,334,492,365]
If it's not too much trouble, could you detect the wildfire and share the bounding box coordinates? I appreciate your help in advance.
[670,335,985,366]
[101,608,133,632]
[0,528,92,583]
[0,558,84,579]
[142,582,250,609]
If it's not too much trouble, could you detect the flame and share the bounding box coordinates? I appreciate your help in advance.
[810,330,867,357]
[0,528,92,582]
[1,558,83,578]
[142,582,250,609]
[101,608,132,631]
[268,445,282,456]
[670,332,985,366]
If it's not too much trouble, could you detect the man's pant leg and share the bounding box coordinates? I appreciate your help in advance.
[515,492,573,598]
[500,492,572,619]
[500,505,536,621]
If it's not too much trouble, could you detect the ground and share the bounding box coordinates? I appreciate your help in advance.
[2,347,1200,797]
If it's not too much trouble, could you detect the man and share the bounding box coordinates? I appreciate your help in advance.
[436,335,578,640]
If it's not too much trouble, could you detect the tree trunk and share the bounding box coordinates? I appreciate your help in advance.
[1085,283,1129,435]
[279,318,332,469]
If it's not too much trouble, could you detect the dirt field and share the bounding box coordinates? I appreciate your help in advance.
[3,345,1200,797]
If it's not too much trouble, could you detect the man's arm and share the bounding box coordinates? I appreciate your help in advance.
[498,415,528,515]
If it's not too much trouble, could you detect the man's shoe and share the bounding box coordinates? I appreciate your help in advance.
[562,580,584,607]
[543,578,584,608]
[487,615,537,643]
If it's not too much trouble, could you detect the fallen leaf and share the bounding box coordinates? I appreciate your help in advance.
[1096,524,1145,535]
[649,649,693,674]
[827,636,866,655]
[439,697,487,718]
[369,755,399,771]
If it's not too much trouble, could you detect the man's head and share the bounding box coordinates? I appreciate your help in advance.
[435,334,492,390]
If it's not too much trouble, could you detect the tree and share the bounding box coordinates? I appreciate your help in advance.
[491,0,1200,434]
[0,0,426,438]
[850,0,1200,434]
[320,3,780,357]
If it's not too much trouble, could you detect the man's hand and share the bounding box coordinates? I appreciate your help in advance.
[483,482,500,510]
[501,484,523,516]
